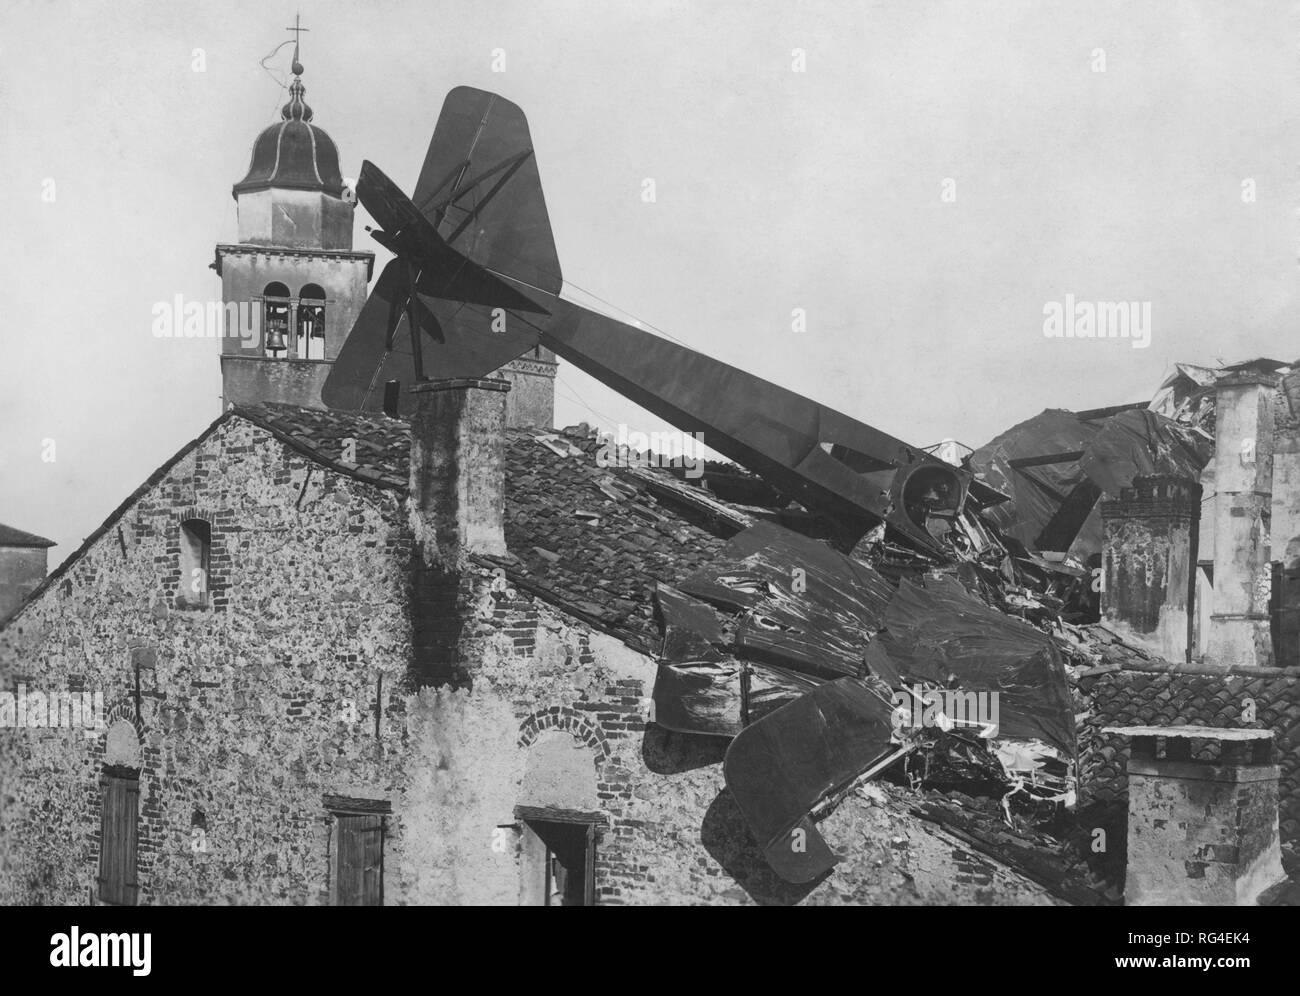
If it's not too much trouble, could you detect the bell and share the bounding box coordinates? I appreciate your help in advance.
[264,326,288,355]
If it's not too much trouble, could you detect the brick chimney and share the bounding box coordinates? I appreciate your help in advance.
[1100,475,1201,662]
[407,377,510,569]
[1107,725,1285,905]
[1206,366,1281,667]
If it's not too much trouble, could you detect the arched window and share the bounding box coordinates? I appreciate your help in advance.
[263,282,291,358]
[297,283,327,360]
[178,519,210,609]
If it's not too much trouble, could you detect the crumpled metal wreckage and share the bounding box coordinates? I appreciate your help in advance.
[323,87,1082,886]
[655,522,1076,883]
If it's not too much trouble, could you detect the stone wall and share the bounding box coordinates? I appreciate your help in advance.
[220,355,334,411]
[0,417,415,904]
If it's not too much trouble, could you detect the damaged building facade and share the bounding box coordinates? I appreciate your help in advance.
[0,61,1086,906]
[2,44,1297,907]
[0,384,1084,905]
[971,357,1300,901]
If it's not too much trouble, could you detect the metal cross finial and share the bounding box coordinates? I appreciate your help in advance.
[286,12,309,64]
[286,13,310,45]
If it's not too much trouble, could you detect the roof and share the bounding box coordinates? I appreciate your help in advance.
[3,402,755,643]
[0,523,55,548]
[235,403,743,652]
[233,71,344,199]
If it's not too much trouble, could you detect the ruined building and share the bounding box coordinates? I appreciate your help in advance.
[1,46,1295,907]
[0,58,1083,906]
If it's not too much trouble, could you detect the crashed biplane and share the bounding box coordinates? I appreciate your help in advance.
[323,87,1073,884]
[321,86,1012,562]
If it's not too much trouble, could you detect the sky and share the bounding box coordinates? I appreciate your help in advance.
[1,0,1297,562]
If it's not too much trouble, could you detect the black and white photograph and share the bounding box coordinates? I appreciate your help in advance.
[0,0,1294,943]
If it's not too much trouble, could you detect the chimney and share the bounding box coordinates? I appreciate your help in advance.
[407,377,510,569]
[1106,725,1285,905]
[1099,475,1201,662]
[1206,366,1281,667]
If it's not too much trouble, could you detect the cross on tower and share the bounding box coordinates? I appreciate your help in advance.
[286,13,309,57]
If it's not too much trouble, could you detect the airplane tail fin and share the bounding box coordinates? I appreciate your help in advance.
[411,86,562,294]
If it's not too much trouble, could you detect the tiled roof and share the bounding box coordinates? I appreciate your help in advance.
[0,523,55,548]
[236,403,748,650]
[237,403,410,486]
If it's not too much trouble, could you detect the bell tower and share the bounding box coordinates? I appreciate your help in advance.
[214,29,373,410]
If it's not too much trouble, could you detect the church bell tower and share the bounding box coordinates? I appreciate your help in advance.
[214,32,373,410]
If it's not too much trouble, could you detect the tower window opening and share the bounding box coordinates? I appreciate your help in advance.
[263,282,291,358]
[298,284,327,360]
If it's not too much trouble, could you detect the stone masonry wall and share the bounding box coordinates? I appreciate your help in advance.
[0,417,416,904]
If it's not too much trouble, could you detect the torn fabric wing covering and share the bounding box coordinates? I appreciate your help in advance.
[1075,408,1211,498]
[652,584,743,737]
[677,521,894,681]
[878,575,1075,756]
[651,583,826,736]
[970,407,1210,557]
[723,677,897,883]
[653,661,743,736]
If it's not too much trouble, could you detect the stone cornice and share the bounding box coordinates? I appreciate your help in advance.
[213,243,375,279]
[501,357,558,378]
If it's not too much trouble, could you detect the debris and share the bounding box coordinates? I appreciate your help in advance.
[970,406,1211,559]
[533,432,585,458]
[876,574,1076,756]
[679,521,893,681]
[723,677,898,883]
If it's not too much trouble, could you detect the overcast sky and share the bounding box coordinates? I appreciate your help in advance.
[1,0,1297,561]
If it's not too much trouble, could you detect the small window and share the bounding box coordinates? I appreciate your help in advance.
[518,811,597,906]
[178,519,210,609]
[97,768,139,905]
[297,284,326,360]
[263,282,291,358]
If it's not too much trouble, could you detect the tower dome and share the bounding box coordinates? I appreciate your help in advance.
[233,63,344,198]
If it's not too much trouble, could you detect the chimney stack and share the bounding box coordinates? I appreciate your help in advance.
[1206,366,1280,667]
[1100,475,1201,662]
[407,377,510,569]
[1106,725,1284,905]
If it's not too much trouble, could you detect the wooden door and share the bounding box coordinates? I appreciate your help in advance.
[335,814,384,905]
[97,772,139,905]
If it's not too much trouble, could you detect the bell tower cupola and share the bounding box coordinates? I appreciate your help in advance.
[213,21,374,411]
